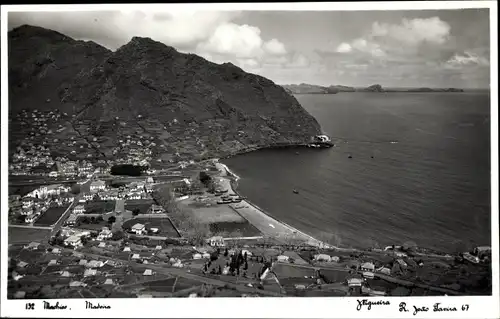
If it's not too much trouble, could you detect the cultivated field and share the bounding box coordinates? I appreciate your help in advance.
[34,206,69,226]
[185,204,246,224]
[85,200,115,214]
[209,221,261,237]
[8,227,52,244]
[125,200,155,214]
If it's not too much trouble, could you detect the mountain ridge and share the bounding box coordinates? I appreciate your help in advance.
[8,25,323,164]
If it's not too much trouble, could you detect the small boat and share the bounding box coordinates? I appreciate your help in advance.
[348,155,352,159]
[293,190,299,194]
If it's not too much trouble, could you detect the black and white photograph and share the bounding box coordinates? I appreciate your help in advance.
[1,2,498,318]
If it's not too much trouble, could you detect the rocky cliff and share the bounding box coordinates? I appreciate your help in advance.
[8,25,322,163]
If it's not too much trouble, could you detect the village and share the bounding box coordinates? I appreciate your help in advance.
[8,155,493,299]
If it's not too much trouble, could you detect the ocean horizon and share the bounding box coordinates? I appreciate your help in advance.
[223,92,491,253]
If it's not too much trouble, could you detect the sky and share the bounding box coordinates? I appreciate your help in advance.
[8,8,491,88]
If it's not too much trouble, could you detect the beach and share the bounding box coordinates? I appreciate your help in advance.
[214,161,332,248]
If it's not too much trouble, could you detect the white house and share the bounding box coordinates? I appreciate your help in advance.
[64,235,82,248]
[277,255,290,263]
[73,205,85,214]
[69,281,87,287]
[361,262,375,272]
[396,259,407,267]
[90,180,106,193]
[49,171,58,177]
[131,254,141,260]
[331,256,340,263]
[314,254,332,262]
[65,214,78,226]
[87,260,104,268]
[148,204,164,214]
[83,269,97,277]
[24,242,40,250]
[20,209,31,216]
[208,236,225,247]
[347,278,363,287]
[25,214,37,224]
[362,271,375,279]
[97,227,112,241]
[377,267,391,275]
[83,193,94,201]
[131,223,146,235]
[193,253,202,260]
[123,247,131,252]
[143,269,154,276]
[144,184,154,194]
[22,198,34,209]
[104,278,115,285]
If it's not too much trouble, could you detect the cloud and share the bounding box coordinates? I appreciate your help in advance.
[8,11,241,51]
[333,17,451,61]
[196,23,265,58]
[445,51,490,69]
[196,23,287,59]
[371,17,451,46]
[336,43,352,53]
[263,38,287,55]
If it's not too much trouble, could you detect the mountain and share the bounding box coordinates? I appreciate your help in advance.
[328,85,356,92]
[282,83,338,94]
[359,84,384,92]
[284,83,464,94]
[8,25,322,163]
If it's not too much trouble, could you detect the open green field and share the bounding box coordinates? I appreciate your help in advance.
[125,200,154,215]
[187,204,247,224]
[8,227,51,244]
[209,221,261,237]
[35,205,69,226]
[123,217,180,238]
[85,200,115,214]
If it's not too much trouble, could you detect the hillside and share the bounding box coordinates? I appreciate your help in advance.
[8,25,322,164]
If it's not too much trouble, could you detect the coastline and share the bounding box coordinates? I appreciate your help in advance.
[214,161,337,249]
[211,160,460,257]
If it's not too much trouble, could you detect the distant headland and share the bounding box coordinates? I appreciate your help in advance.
[282,83,466,94]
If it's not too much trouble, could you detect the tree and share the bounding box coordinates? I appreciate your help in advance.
[108,216,116,224]
[224,248,229,257]
[218,265,222,275]
[199,171,212,186]
[90,216,96,224]
[70,184,81,195]
[111,230,124,241]
[244,261,248,270]
[81,236,88,245]
[17,215,26,223]
[81,217,89,224]
[96,216,104,223]
[132,208,140,216]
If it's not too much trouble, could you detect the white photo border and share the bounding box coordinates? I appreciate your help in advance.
[1,1,498,318]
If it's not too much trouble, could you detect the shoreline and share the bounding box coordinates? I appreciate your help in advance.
[214,161,337,249]
[212,160,467,257]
